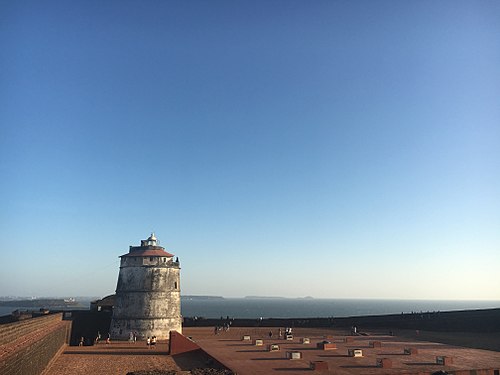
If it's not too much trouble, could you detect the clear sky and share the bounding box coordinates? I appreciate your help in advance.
[1,1,499,300]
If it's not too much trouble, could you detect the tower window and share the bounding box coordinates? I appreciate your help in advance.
[174,282,178,289]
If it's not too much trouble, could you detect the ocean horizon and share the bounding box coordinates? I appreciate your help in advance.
[1,298,499,319]
[180,298,500,319]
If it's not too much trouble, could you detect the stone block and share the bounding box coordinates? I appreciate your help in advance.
[285,334,293,341]
[436,356,453,365]
[268,344,280,352]
[301,337,310,344]
[254,339,263,346]
[310,361,329,370]
[286,351,302,359]
[376,358,392,368]
[404,347,418,355]
[317,341,336,350]
[370,341,382,348]
[242,335,251,341]
[348,349,363,357]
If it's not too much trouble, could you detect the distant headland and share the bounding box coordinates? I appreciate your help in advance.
[181,295,225,300]
[0,298,83,308]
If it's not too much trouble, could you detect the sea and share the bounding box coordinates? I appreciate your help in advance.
[1,298,499,319]
[179,298,500,319]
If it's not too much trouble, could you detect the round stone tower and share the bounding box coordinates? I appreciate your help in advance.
[110,233,181,339]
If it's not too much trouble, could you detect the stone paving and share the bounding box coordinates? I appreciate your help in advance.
[183,327,500,375]
[39,327,500,375]
[42,341,182,375]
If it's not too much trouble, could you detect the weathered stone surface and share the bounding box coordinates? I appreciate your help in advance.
[126,370,234,375]
[190,369,235,375]
[0,314,70,375]
[126,371,177,375]
[110,234,182,340]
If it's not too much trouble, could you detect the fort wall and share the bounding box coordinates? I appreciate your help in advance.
[0,313,71,375]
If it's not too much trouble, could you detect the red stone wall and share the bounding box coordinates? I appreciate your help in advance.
[0,314,65,346]
[169,330,201,355]
[0,313,71,375]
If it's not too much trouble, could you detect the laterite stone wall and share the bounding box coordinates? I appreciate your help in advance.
[0,313,71,375]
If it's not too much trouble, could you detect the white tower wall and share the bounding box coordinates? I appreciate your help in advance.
[110,234,182,339]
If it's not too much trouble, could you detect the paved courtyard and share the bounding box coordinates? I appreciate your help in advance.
[42,341,181,375]
[40,327,500,375]
[184,327,500,375]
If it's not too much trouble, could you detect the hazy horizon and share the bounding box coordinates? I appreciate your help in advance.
[2,295,500,303]
[1,1,499,300]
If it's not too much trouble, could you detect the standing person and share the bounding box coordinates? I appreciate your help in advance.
[151,336,157,349]
[268,330,273,339]
[79,337,84,347]
[129,331,134,344]
[106,333,111,344]
[133,331,137,343]
[279,328,282,339]
[146,337,151,348]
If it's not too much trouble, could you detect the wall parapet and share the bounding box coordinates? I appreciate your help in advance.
[0,313,64,346]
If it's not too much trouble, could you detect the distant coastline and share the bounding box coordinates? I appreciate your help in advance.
[0,299,82,308]
[244,296,286,299]
[1,296,499,321]
[243,296,313,299]
[181,295,224,300]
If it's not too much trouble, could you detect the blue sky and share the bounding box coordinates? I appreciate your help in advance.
[1,0,499,300]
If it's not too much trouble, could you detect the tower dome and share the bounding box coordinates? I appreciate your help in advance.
[146,232,157,246]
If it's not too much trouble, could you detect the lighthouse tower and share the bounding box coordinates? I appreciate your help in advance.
[110,233,181,339]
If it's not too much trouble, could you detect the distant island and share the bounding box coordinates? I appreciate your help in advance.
[0,298,83,308]
[244,296,314,299]
[244,296,286,299]
[181,295,224,300]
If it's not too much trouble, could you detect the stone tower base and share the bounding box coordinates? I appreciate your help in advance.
[110,317,182,340]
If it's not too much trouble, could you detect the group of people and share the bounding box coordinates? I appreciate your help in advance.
[128,331,159,348]
[146,335,157,348]
[268,327,294,340]
[213,322,231,334]
[79,331,110,346]
[78,331,162,347]
[128,331,138,343]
